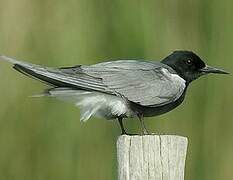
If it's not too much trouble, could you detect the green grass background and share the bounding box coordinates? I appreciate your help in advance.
[0,0,232,179]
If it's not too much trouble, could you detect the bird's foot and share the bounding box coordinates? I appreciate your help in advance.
[121,131,138,136]
[140,128,150,135]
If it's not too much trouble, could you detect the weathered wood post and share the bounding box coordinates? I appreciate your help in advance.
[117,135,188,180]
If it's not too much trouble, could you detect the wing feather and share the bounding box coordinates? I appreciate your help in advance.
[0,56,112,93]
[1,56,186,107]
[82,60,186,106]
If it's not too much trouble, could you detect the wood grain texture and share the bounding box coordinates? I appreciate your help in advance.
[117,135,188,180]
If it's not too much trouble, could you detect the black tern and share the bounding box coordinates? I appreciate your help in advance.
[0,51,229,134]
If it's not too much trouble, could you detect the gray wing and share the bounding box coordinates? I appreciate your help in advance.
[0,56,112,93]
[82,60,186,107]
[1,56,186,107]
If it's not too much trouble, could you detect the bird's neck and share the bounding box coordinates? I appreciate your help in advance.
[161,58,190,83]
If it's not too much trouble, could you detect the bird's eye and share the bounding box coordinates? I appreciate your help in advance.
[186,59,192,65]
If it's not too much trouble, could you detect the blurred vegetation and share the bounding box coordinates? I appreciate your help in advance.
[0,0,232,180]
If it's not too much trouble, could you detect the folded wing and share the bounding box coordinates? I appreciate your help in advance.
[0,56,112,93]
[1,56,186,107]
[82,60,186,107]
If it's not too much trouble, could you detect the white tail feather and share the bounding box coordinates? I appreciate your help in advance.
[47,88,131,121]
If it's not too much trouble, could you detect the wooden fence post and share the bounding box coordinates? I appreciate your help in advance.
[117,135,188,180]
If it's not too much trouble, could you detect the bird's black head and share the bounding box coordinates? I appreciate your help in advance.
[161,51,229,83]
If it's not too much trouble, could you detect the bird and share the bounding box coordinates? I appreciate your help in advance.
[0,51,229,134]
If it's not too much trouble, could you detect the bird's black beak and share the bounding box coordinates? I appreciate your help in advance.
[200,65,229,74]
